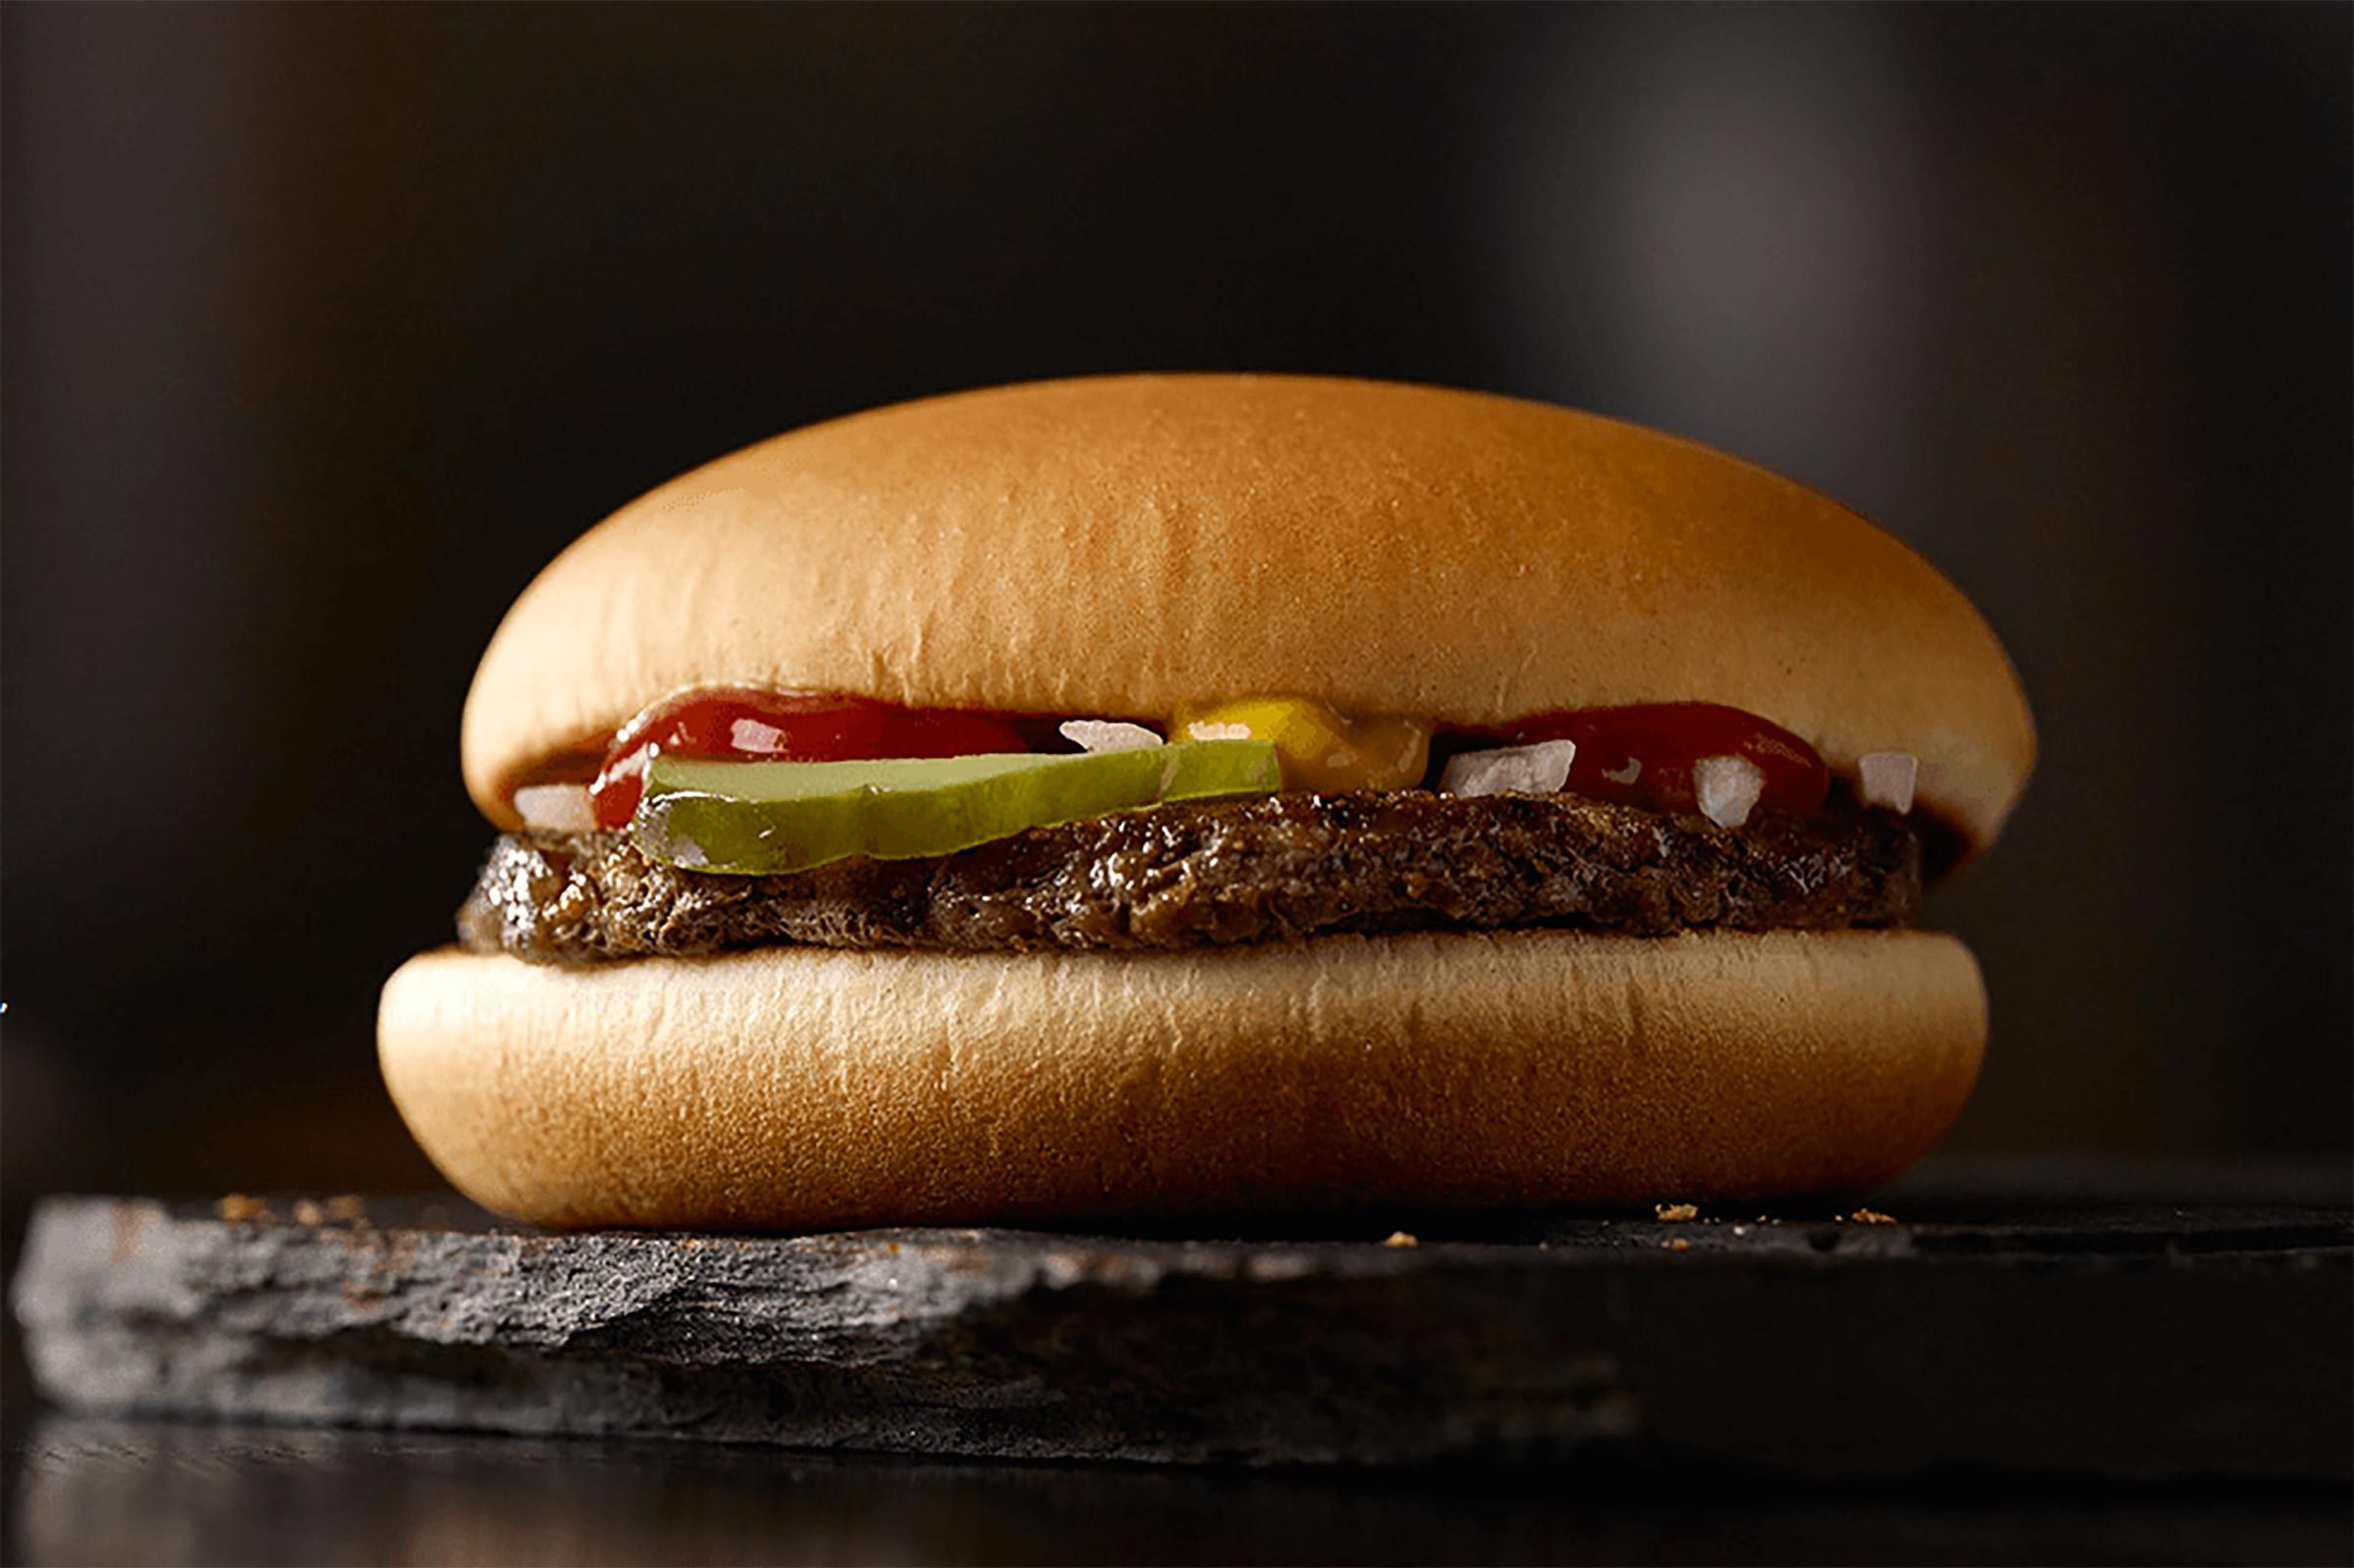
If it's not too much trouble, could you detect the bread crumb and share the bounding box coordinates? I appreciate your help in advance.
[288,1194,368,1227]
[1845,1207,1897,1225]
[1660,1239,1691,1251]
[1383,1231,1420,1249]
[215,1193,272,1224]
[1655,1202,1699,1222]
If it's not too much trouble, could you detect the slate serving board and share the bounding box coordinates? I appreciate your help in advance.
[13,1163,2348,1480]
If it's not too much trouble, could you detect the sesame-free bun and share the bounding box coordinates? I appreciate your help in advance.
[461,376,2034,853]
[379,929,1985,1231]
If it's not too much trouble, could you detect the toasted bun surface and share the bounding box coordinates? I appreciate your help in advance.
[462,376,2032,851]
[379,930,1984,1230]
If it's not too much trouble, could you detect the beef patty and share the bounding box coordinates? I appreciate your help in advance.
[458,790,1920,965]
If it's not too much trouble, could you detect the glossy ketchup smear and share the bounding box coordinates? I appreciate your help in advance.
[575,688,1827,830]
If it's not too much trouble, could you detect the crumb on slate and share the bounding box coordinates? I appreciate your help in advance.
[290,1194,370,1228]
[1845,1207,1897,1225]
[1660,1239,1691,1251]
[215,1193,272,1224]
[1383,1231,1420,1249]
[1655,1202,1699,1222]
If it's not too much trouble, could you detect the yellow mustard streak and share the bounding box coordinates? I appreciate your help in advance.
[1168,697,1433,793]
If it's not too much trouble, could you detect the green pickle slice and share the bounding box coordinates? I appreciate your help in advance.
[633,739,1281,875]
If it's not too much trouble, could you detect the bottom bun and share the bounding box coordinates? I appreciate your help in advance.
[379,930,1985,1230]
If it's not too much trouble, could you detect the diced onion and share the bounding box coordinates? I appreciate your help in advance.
[1693,754,1765,829]
[1858,751,1919,813]
[730,718,785,751]
[514,784,596,833]
[1438,738,1578,798]
[1059,719,1164,753]
[1182,721,1254,742]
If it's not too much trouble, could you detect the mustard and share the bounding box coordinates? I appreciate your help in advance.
[1169,696,1432,792]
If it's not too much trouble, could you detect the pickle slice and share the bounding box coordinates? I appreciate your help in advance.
[634,740,1281,875]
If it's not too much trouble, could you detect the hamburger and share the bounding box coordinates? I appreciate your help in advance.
[379,375,2033,1230]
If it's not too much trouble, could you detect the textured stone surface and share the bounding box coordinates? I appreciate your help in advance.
[13,1178,2350,1478]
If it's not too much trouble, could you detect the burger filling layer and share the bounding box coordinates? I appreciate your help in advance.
[462,790,1919,964]
[464,688,1924,965]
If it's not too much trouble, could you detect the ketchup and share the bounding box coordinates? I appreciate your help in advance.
[1503,703,1829,817]
[571,687,1830,831]
[588,688,1029,829]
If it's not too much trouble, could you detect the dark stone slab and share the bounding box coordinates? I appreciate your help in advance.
[12,1164,2350,1479]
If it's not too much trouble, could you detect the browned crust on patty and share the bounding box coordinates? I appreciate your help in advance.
[459,790,1919,966]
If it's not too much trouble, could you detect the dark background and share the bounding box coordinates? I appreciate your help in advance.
[4,5,2347,1256]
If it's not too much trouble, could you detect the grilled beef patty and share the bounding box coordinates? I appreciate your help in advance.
[458,790,1920,965]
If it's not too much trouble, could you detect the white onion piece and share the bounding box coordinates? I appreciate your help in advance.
[730,718,785,751]
[1058,719,1164,753]
[1858,751,1919,813]
[1438,738,1578,798]
[1182,721,1253,741]
[1693,754,1766,829]
[514,784,596,833]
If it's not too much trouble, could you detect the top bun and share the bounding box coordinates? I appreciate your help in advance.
[463,375,2033,852]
